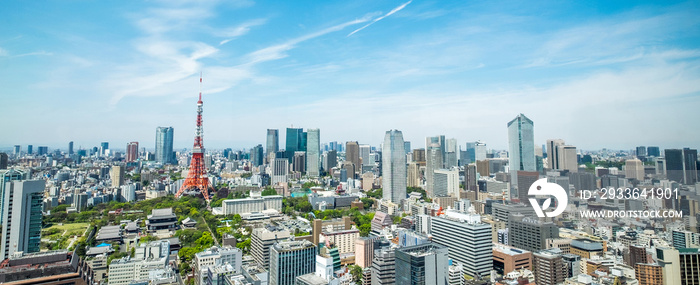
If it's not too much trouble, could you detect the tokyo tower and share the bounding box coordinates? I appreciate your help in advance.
[176,74,211,202]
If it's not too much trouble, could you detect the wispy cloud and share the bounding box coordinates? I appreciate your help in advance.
[348,0,412,37]
[217,18,267,45]
[0,48,52,58]
[246,17,371,64]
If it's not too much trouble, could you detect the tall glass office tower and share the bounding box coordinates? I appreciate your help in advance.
[508,114,536,186]
[382,130,406,204]
[155,126,174,164]
[266,129,279,157]
[306,129,320,178]
[285,128,304,163]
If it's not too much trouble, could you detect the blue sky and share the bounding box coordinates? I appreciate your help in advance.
[1,0,699,152]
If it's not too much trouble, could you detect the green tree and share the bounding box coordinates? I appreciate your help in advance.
[195,232,214,248]
[348,265,363,284]
[236,238,251,253]
[358,224,371,237]
[261,187,278,196]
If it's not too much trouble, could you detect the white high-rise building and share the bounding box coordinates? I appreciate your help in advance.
[108,240,172,285]
[626,158,645,181]
[430,210,492,278]
[306,129,320,177]
[382,130,406,204]
[559,145,578,172]
[433,169,459,198]
[193,246,243,285]
[445,138,458,168]
[360,144,371,166]
[547,139,578,172]
[474,141,487,162]
[272,158,289,185]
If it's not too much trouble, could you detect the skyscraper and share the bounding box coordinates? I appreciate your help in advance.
[251,227,291,269]
[26,145,33,155]
[346,141,360,177]
[395,243,449,285]
[266,129,279,157]
[382,130,406,204]
[433,169,459,198]
[100,142,109,156]
[665,148,699,185]
[269,240,316,285]
[292,152,306,173]
[508,114,536,183]
[426,136,446,167]
[647,146,660,157]
[371,246,396,285]
[430,211,492,278]
[251,144,264,167]
[517,171,540,204]
[0,169,27,223]
[126,141,139,162]
[625,158,644,180]
[0,153,7,170]
[636,146,647,158]
[679,248,700,284]
[425,143,443,198]
[1,179,44,260]
[547,139,577,172]
[155,126,174,164]
[546,139,564,170]
[359,144,371,167]
[444,138,458,169]
[111,165,124,187]
[13,145,20,157]
[285,128,304,163]
[306,129,320,177]
[272,158,289,185]
[68,141,74,155]
[323,150,337,172]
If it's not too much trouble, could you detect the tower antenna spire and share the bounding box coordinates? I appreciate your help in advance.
[177,73,211,203]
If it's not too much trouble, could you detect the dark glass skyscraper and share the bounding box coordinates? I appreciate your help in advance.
[647,146,660,157]
[251,144,264,167]
[665,148,698,185]
[285,128,304,163]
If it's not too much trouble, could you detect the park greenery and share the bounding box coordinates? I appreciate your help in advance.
[43,183,426,278]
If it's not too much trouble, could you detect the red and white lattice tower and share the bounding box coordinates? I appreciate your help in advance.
[176,74,211,201]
